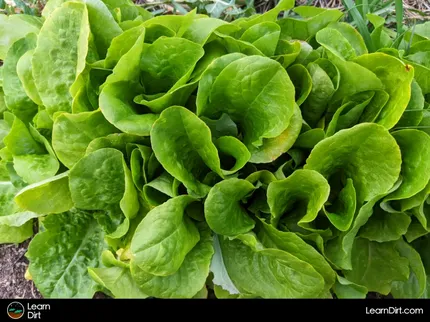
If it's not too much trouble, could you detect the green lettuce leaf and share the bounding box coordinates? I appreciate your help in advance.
[239,22,280,57]
[0,14,41,60]
[32,1,90,115]
[325,180,403,270]
[2,33,38,123]
[382,130,430,205]
[52,110,119,169]
[99,30,159,136]
[305,123,401,204]
[391,239,426,299]
[14,172,73,214]
[219,233,325,298]
[131,222,213,298]
[287,64,312,106]
[268,169,330,228]
[16,49,42,106]
[88,266,148,299]
[197,55,295,161]
[332,275,368,299]
[83,0,122,58]
[257,220,336,292]
[354,53,414,129]
[359,204,411,242]
[277,6,343,41]
[151,106,249,197]
[27,210,106,298]
[301,58,339,127]
[142,172,180,207]
[210,234,241,295]
[344,238,409,295]
[134,37,204,113]
[205,178,255,236]
[4,113,59,184]
[0,181,38,244]
[69,148,139,239]
[131,195,200,276]
[395,80,425,128]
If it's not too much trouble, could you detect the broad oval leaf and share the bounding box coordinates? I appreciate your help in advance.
[52,110,119,169]
[2,33,38,123]
[304,123,401,204]
[354,53,414,129]
[197,55,295,156]
[131,195,200,276]
[151,106,249,197]
[258,220,336,291]
[205,178,256,236]
[26,211,106,298]
[219,233,325,298]
[268,169,330,227]
[344,238,409,295]
[32,1,90,115]
[131,222,213,298]
[14,172,73,214]
[383,130,430,203]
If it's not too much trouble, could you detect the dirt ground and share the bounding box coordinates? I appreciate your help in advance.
[0,240,42,299]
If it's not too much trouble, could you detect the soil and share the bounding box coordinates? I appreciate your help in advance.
[0,239,42,299]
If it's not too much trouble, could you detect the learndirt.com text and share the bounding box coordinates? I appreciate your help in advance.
[366,307,424,315]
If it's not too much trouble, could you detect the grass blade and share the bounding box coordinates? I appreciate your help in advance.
[356,0,363,16]
[370,0,394,11]
[369,0,381,11]
[362,0,369,17]
[395,0,404,35]
[343,0,375,52]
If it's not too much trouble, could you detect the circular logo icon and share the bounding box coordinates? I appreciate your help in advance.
[7,302,24,320]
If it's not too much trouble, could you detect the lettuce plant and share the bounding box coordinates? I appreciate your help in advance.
[1,0,430,299]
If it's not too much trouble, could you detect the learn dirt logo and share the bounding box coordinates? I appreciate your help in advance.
[7,302,24,319]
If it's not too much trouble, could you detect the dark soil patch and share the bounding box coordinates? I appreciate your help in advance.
[0,238,110,299]
[0,239,42,299]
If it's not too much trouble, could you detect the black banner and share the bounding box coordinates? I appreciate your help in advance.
[2,299,430,321]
